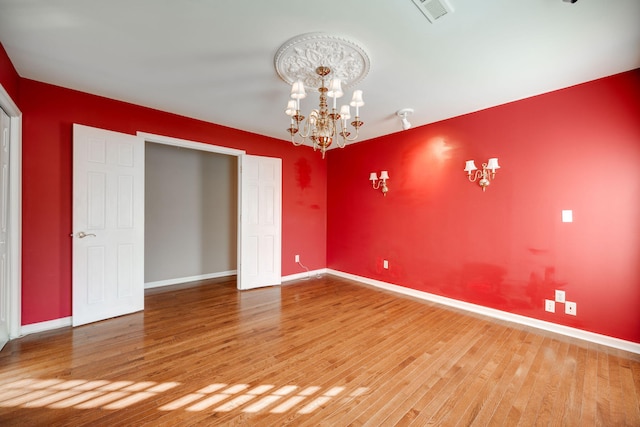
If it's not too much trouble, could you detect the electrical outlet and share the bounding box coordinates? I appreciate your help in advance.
[383,260,389,269]
[295,254,300,263]
[545,299,555,313]
[565,301,577,316]
[555,290,565,303]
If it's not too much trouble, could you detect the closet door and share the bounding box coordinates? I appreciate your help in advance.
[72,124,144,326]
[238,155,282,290]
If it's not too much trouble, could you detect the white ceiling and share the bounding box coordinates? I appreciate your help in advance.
[1,0,639,145]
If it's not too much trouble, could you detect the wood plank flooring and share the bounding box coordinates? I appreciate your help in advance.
[1,275,639,426]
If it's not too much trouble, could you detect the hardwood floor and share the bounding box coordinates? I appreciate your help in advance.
[1,275,639,426]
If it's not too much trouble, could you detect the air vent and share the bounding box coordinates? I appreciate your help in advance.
[411,0,455,23]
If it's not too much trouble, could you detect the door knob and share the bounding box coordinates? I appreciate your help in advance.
[76,231,96,238]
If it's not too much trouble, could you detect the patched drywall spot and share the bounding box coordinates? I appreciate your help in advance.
[295,157,312,190]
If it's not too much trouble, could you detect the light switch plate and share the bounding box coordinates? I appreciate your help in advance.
[545,299,555,313]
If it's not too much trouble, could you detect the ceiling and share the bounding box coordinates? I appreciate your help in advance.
[1,0,639,145]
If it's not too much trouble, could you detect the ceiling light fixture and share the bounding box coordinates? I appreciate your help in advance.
[275,33,370,159]
[285,67,364,159]
[396,108,414,130]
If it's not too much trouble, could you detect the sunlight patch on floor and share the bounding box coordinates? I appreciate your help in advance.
[0,378,368,415]
[0,378,180,410]
[163,383,369,414]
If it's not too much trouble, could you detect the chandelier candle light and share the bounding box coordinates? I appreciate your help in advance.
[285,66,364,158]
[275,33,371,159]
[464,158,500,191]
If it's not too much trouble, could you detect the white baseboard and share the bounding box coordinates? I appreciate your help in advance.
[327,269,640,355]
[21,269,637,354]
[21,317,72,337]
[144,270,237,289]
[282,268,328,283]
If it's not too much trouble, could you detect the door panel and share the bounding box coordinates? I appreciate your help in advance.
[238,155,282,290]
[0,108,9,348]
[72,124,144,326]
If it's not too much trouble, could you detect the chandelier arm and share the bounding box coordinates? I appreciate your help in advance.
[343,130,360,142]
[339,117,363,142]
[290,122,313,147]
[290,133,304,146]
[297,114,317,139]
[335,120,347,147]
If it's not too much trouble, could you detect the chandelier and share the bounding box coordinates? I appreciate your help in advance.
[275,33,370,158]
[285,66,364,158]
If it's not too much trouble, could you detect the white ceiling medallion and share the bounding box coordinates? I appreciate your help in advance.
[274,32,370,92]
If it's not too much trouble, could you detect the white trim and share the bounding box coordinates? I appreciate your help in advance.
[21,317,72,336]
[145,270,237,289]
[137,131,248,294]
[327,269,640,354]
[282,268,328,282]
[136,132,246,156]
[0,84,22,340]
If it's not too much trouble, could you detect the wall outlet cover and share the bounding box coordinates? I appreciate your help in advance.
[545,299,555,313]
[555,290,566,303]
[565,301,577,316]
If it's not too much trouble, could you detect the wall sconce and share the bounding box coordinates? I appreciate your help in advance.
[369,171,389,196]
[464,158,500,191]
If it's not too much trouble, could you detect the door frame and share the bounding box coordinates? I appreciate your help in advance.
[0,84,22,340]
[137,132,248,286]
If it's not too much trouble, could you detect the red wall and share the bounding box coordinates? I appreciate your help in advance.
[0,42,19,103]
[19,79,327,325]
[327,70,640,343]
[5,40,640,343]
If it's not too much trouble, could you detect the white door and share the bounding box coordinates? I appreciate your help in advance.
[238,155,282,290]
[72,124,144,326]
[0,108,9,349]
